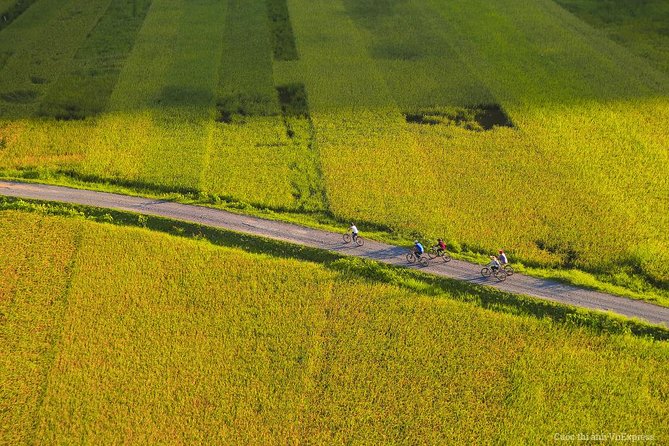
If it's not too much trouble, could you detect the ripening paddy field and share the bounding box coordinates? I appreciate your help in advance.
[0,1,667,294]
[1,210,668,443]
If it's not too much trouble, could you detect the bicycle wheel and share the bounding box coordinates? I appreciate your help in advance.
[494,270,507,282]
[343,233,351,243]
[419,257,429,267]
[442,252,452,263]
[503,265,514,276]
[355,237,364,247]
[406,252,416,263]
[427,248,438,260]
[481,267,491,278]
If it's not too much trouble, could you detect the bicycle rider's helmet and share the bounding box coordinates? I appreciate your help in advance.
[414,240,419,244]
[499,249,504,253]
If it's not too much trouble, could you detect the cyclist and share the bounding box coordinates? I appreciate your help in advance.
[349,223,359,242]
[414,240,425,259]
[488,255,501,272]
[498,250,508,266]
[435,238,447,254]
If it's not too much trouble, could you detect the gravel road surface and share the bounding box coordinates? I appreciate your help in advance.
[2,180,667,326]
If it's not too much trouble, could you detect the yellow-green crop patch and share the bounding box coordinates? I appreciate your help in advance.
[0,0,667,297]
[294,0,669,293]
[0,212,81,445]
[1,210,668,443]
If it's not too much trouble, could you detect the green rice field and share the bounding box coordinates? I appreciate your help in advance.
[1,1,668,441]
[1,209,667,443]
[0,0,667,296]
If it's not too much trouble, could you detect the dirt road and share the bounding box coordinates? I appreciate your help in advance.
[2,180,667,326]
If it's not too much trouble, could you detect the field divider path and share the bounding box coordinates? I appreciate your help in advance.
[1,180,668,327]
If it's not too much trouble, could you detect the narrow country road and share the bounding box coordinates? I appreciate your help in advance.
[2,180,668,327]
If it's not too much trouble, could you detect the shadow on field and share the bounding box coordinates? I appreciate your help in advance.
[159,85,214,108]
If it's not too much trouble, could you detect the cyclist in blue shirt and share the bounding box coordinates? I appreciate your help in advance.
[414,240,425,259]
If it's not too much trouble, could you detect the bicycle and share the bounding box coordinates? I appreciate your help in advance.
[427,246,452,263]
[406,250,429,267]
[343,232,364,247]
[481,266,507,282]
[501,264,514,276]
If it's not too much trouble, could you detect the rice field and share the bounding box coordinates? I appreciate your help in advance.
[555,0,669,74]
[0,0,667,293]
[1,210,668,443]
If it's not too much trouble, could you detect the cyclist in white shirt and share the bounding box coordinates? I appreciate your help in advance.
[349,223,359,242]
[488,255,501,272]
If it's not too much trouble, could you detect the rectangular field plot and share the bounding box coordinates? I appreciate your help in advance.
[1,212,667,443]
[139,0,227,189]
[32,221,331,444]
[0,212,81,444]
[0,118,92,169]
[203,117,303,209]
[38,0,153,120]
[0,0,113,119]
[200,0,324,210]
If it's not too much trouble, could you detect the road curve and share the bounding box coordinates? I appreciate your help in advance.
[2,180,668,327]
